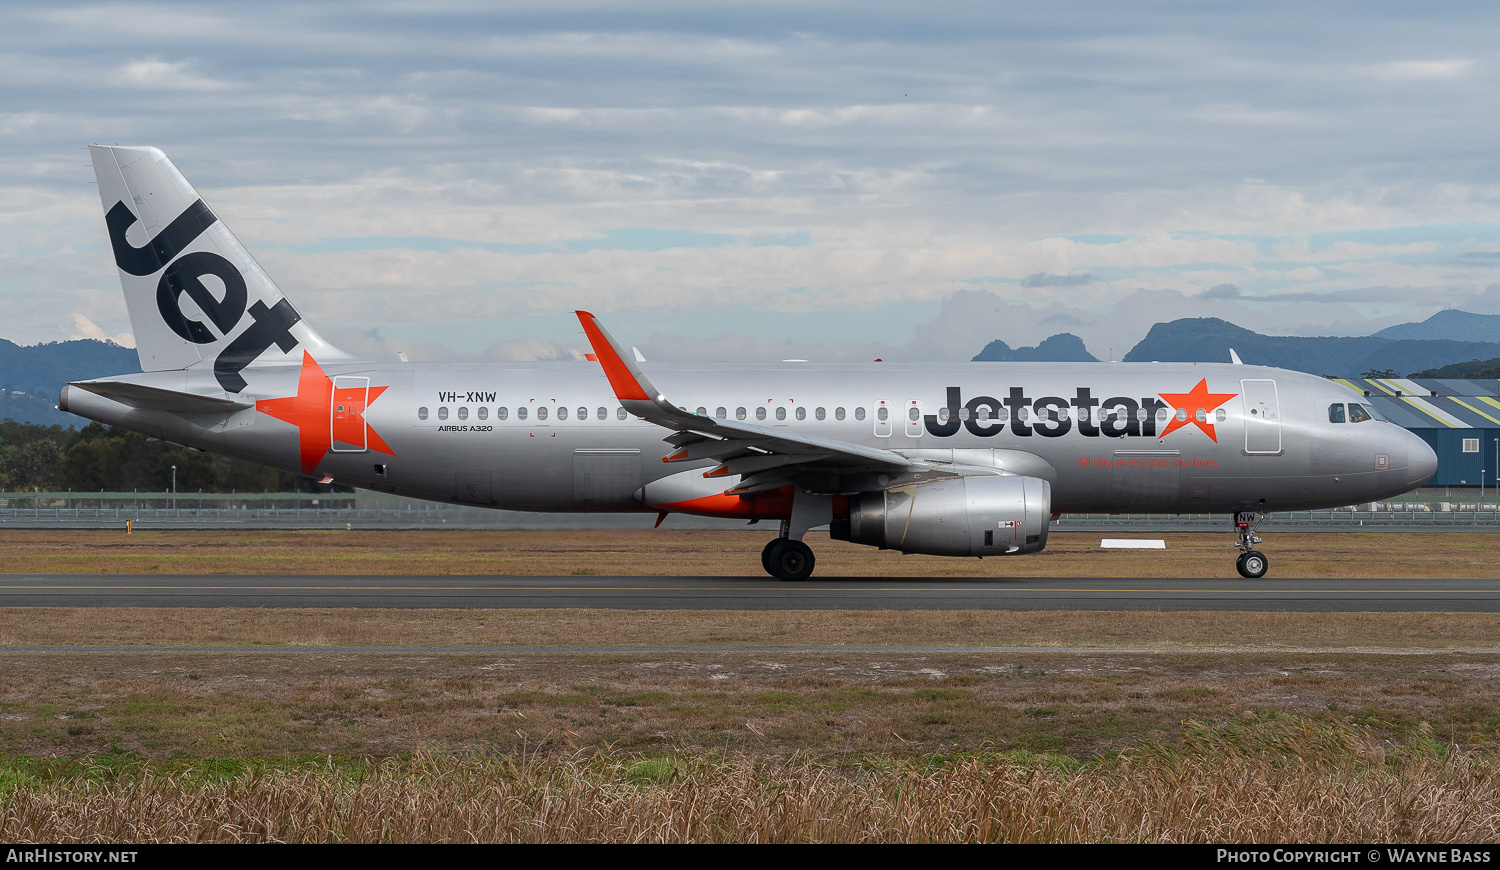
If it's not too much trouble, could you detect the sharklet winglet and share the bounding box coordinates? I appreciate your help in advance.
[575,311,653,402]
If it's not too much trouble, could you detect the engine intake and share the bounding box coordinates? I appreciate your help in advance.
[830,475,1050,557]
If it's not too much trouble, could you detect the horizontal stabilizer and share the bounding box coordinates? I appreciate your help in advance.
[67,380,253,413]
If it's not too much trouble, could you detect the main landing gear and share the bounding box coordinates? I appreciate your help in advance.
[762,535,815,582]
[760,494,831,581]
[1233,511,1269,579]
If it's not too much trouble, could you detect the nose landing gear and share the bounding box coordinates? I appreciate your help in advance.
[1233,511,1269,579]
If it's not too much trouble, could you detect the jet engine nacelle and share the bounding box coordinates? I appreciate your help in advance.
[831,475,1051,557]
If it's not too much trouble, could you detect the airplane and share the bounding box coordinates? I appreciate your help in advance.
[59,146,1438,581]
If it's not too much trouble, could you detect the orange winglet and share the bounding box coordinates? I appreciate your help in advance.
[575,311,650,401]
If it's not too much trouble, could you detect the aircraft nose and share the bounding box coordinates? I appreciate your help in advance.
[1406,432,1437,488]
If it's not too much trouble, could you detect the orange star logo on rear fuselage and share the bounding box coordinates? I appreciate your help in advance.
[255,351,394,474]
[1157,378,1238,442]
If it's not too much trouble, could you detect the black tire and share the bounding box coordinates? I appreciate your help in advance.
[1236,550,1269,579]
[766,539,816,581]
[760,539,779,574]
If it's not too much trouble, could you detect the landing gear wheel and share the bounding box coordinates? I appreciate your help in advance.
[765,539,816,581]
[1236,550,1269,579]
[761,539,779,574]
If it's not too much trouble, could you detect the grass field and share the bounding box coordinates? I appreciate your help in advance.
[0,528,1497,841]
[0,527,1495,578]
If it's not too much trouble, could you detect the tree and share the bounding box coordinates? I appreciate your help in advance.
[3,440,64,490]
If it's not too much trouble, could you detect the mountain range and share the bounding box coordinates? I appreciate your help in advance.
[0,339,138,428]
[1122,315,1500,375]
[971,333,1097,362]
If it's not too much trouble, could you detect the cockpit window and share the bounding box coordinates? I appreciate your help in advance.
[1349,403,1372,423]
[1328,403,1346,424]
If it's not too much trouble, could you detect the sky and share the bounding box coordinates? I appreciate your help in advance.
[6,1,1500,363]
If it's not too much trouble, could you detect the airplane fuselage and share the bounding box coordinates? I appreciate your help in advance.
[62,358,1431,516]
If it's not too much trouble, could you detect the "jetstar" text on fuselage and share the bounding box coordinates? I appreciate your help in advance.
[922,386,1229,440]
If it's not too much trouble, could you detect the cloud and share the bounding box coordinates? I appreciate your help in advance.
[2,4,1500,359]
[1373,60,1474,81]
[113,58,229,91]
[67,313,132,347]
[1021,272,1095,288]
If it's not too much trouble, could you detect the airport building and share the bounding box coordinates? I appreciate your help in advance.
[1333,377,1500,489]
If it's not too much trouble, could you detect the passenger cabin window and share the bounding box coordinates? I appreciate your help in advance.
[597,407,607,420]
[696,407,707,417]
[438,407,449,420]
[908,407,920,421]
[936,407,949,423]
[1156,408,1169,423]
[478,407,488,420]
[498,407,509,420]
[578,407,587,420]
[1329,403,1346,423]
[716,407,727,419]
[815,407,825,420]
[877,407,889,421]
[756,407,767,420]
[616,407,627,420]
[1215,409,1226,422]
[458,407,469,420]
[537,407,548,420]
[775,407,786,420]
[835,407,845,420]
[1349,403,1372,423]
[855,407,866,421]
[557,407,567,420]
[418,407,429,420]
[1175,408,1187,422]
[517,407,528,420]
[796,407,806,420]
[1194,408,1206,423]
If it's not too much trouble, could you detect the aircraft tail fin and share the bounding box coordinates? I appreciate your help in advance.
[88,145,351,393]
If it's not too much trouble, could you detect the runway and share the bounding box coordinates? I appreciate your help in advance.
[3,574,1500,611]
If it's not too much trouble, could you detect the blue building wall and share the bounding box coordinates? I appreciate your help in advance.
[1410,428,1500,488]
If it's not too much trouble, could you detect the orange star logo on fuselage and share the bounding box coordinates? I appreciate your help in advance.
[255,351,394,474]
[1156,378,1238,442]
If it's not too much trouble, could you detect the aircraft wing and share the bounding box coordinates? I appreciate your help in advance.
[576,311,917,495]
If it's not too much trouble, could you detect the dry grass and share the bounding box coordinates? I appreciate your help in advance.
[1,607,1499,650]
[1,528,1496,841]
[0,649,1496,760]
[0,528,1496,578]
[0,719,1496,842]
